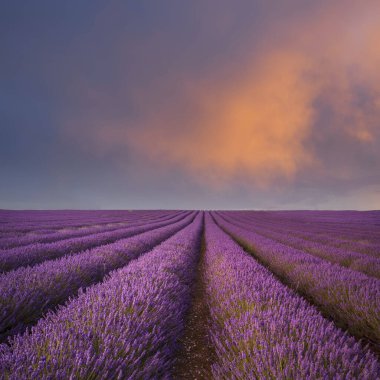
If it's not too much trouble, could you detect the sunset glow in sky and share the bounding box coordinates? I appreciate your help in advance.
[1,1,380,209]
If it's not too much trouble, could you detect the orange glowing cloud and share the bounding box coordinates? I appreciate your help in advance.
[129,50,319,187]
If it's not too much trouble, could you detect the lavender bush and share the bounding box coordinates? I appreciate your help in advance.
[0,211,182,249]
[0,214,203,379]
[220,212,380,278]
[0,211,192,272]
[0,212,194,341]
[213,212,380,346]
[204,214,380,379]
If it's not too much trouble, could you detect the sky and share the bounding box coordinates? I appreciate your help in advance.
[1,1,380,210]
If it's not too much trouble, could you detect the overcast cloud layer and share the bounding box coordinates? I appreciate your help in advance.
[1,1,380,210]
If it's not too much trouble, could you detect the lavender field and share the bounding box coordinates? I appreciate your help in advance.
[0,210,379,379]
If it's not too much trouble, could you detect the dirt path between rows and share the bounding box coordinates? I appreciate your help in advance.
[172,232,216,379]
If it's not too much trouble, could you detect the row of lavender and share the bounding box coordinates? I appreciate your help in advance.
[0,210,143,232]
[0,210,179,241]
[228,210,380,254]
[0,210,177,241]
[219,212,380,279]
[234,211,380,257]
[0,212,196,342]
[242,210,380,236]
[1,212,379,378]
[214,212,380,347]
[0,210,181,249]
[0,211,190,273]
[0,214,173,248]
[0,213,203,378]
[0,221,130,250]
[204,214,379,379]
[233,211,380,253]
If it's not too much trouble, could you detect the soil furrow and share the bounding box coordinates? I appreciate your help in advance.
[173,230,215,379]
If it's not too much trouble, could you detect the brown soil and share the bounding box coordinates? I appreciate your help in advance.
[172,233,216,379]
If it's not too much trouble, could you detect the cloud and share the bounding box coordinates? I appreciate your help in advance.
[127,49,319,187]
[65,0,380,191]
[122,1,379,188]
